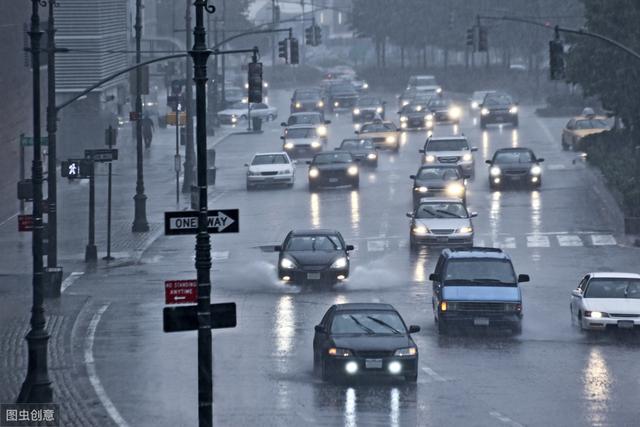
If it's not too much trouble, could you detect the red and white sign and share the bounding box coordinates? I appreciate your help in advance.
[18,214,33,232]
[165,280,197,305]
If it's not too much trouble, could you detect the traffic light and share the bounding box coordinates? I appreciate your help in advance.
[247,62,263,103]
[278,39,288,63]
[549,39,566,80]
[289,38,299,64]
[466,27,475,48]
[305,26,314,46]
[478,26,488,52]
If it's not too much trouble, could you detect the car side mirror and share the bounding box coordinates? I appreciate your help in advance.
[429,273,439,282]
[406,212,413,218]
[518,274,530,283]
[325,120,331,124]
[346,244,355,251]
[354,130,359,134]
[280,136,285,140]
[537,158,545,162]
[471,147,478,152]
[418,149,425,153]
[305,161,311,165]
[408,325,421,334]
[274,245,282,252]
[314,325,325,333]
[571,289,582,298]
[485,160,492,165]
[244,163,250,167]
[280,122,287,127]
[409,175,416,180]
[334,147,340,151]
[470,212,478,218]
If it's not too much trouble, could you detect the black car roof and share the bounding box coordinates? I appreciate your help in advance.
[419,164,460,170]
[494,147,533,153]
[441,247,511,260]
[290,229,340,236]
[333,303,396,312]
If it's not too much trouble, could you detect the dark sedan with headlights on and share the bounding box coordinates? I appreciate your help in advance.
[275,229,354,286]
[352,96,385,122]
[479,92,518,128]
[486,148,544,190]
[398,103,431,130]
[410,165,467,207]
[426,97,462,125]
[308,152,360,191]
[313,303,420,382]
[335,138,378,167]
[291,87,324,113]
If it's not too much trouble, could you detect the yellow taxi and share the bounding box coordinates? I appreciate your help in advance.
[356,119,401,152]
[561,109,610,151]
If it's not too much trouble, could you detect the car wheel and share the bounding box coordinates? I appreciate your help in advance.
[405,373,418,383]
[437,318,449,335]
[561,137,569,151]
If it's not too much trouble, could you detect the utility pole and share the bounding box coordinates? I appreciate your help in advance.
[46,0,62,295]
[299,0,304,65]
[18,0,53,403]
[183,0,195,193]
[271,0,276,67]
[220,0,226,109]
[192,1,215,425]
[132,0,149,233]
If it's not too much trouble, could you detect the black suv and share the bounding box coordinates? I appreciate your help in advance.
[291,88,324,113]
[326,82,359,111]
[479,92,519,128]
[429,247,530,335]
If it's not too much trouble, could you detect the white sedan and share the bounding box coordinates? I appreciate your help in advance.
[570,272,640,331]
[217,102,278,125]
[245,152,295,190]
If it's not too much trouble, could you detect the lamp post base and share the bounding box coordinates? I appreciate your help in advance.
[17,330,53,403]
[132,193,149,233]
[44,267,63,298]
[85,245,97,263]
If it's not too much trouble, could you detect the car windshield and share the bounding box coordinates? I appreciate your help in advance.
[331,84,356,93]
[229,102,246,109]
[484,94,513,106]
[314,153,353,164]
[330,311,406,335]
[494,151,534,163]
[361,123,396,132]
[428,99,449,108]
[585,279,640,299]
[285,127,317,138]
[444,259,517,284]
[289,114,321,125]
[357,97,379,107]
[473,91,494,101]
[401,104,426,114]
[340,139,373,150]
[427,139,469,151]
[285,235,343,251]
[575,119,609,129]
[417,167,461,181]
[415,202,468,219]
[252,154,288,165]
[412,77,436,86]
[295,90,320,100]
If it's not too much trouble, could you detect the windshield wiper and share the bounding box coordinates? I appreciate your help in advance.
[472,278,513,284]
[366,316,401,334]
[435,209,462,218]
[349,315,376,335]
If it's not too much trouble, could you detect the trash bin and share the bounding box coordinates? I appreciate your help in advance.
[252,116,262,132]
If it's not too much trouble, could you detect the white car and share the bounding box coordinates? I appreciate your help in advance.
[217,102,277,125]
[281,125,323,159]
[406,75,442,95]
[245,152,295,190]
[419,136,478,178]
[570,272,640,331]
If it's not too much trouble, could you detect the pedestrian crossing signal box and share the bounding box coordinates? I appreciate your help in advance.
[61,159,93,179]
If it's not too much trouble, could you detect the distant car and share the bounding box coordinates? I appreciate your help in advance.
[486,148,544,190]
[407,198,476,250]
[426,97,462,125]
[282,112,330,143]
[245,152,295,190]
[222,86,245,108]
[217,101,277,124]
[356,120,400,152]
[325,82,359,111]
[430,247,530,335]
[291,88,324,113]
[570,272,640,331]
[398,88,435,109]
[244,79,269,97]
[281,125,323,159]
[399,103,431,130]
[410,165,466,206]
[275,229,354,285]
[561,114,610,151]
[406,75,442,95]
[313,303,420,382]
[352,96,385,122]
[479,92,518,128]
[470,90,496,110]
[307,152,360,191]
[420,136,477,178]
[335,138,378,167]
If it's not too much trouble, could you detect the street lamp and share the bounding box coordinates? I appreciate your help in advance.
[182,0,195,193]
[18,0,53,403]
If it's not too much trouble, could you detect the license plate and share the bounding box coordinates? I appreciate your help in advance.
[495,117,504,122]
[436,237,449,242]
[306,273,321,280]
[365,359,383,369]
[618,320,634,329]
[329,178,338,183]
[473,317,490,326]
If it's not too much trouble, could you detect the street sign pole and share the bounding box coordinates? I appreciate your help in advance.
[104,127,116,261]
[85,161,97,264]
[19,134,25,213]
[175,103,181,205]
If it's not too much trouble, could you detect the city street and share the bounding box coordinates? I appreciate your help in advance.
[55,89,640,427]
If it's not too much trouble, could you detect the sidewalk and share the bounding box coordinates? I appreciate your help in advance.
[0,120,234,423]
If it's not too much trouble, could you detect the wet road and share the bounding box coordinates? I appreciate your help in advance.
[77,90,640,427]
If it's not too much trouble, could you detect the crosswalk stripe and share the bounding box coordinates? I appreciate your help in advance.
[590,234,617,246]
[212,251,229,260]
[527,235,550,247]
[495,237,516,249]
[557,235,583,246]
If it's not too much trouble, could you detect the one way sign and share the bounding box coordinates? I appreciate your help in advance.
[164,209,239,235]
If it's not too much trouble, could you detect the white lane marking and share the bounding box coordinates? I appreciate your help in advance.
[61,272,84,293]
[495,237,516,249]
[421,366,446,382]
[85,304,130,427]
[0,212,19,228]
[557,235,583,247]
[526,235,550,248]
[547,164,567,171]
[489,411,524,427]
[367,240,387,252]
[211,251,229,261]
[591,234,617,246]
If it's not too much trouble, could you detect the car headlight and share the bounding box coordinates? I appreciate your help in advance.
[400,116,408,122]
[376,107,383,113]
[402,100,409,106]
[386,135,397,143]
[448,106,462,119]
[367,153,377,160]
[263,82,269,88]
[353,108,360,115]
[530,165,542,175]
[331,257,348,269]
[471,101,479,109]
[415,186,428,193]
[317,101,324,108]
[446,183,465,196]
[585,311,608,318]
[415,105,423,112]
[490,166,501,176]
[347,165,358,176]
[328,347,352,357]
[231,116,238,123]
[317,125,327,136]
[334,101,339,107]
[309,167,319,178]
[509,106,518,114]
[481,108,490,116]
[278,169,292,175]
[412,225,429,235]
[425,154,435,163]
[145,101,155,107]
[280,258,296,269]
[295,102,302,108]
[436,87,443,94]
[284,142,294,150]
[362,82,369,89]
[462,153,472,162]
[394,347,417,357]
[311,140,322,148]
[426,113,434,121]
[456,226,473,234]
